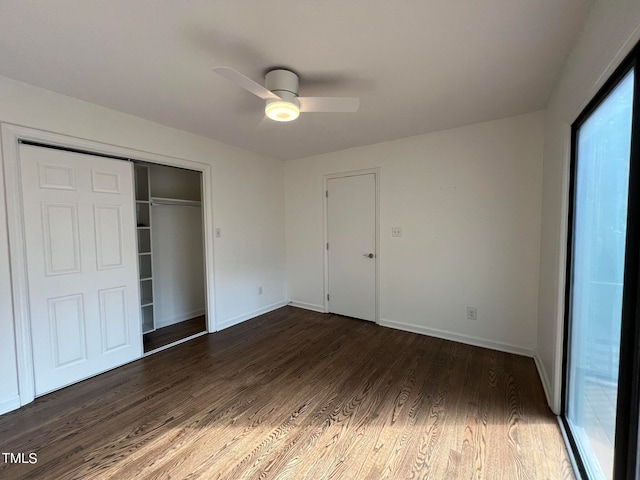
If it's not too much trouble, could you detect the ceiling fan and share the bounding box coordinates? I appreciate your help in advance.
[212,66,360,122]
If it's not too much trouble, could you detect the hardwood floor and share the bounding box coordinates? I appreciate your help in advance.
[143,315,207,352]
[0,307,574,479]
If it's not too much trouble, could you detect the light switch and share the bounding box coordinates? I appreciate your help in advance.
[215,228,222,238]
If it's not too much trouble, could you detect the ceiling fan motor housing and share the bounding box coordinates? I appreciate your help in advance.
[264,69,300,121]
[265,69,299,106]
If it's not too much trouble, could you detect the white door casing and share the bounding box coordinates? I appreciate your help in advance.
[326,172,377,322]
[20,144,142,395]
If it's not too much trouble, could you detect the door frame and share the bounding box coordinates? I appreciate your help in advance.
[322,168,380,323]
[1,123,217,407]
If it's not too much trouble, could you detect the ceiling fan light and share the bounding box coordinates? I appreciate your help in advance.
[265,99,300,122]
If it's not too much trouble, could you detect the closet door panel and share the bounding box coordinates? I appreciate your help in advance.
[94,205,125,270]
[41,203,81,275]
[47,293,87,367]
[99,287,129,352]
[20,144,142,395]
[91,170,121,194]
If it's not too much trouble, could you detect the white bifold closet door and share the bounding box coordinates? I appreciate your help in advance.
[20,144,142,396]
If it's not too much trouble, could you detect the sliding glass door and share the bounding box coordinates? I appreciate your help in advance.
[563,43,640,479]
[564,67,634,479]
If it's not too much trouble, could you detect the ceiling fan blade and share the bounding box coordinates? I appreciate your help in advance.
[212,66,280,100]
[298,97,360,113]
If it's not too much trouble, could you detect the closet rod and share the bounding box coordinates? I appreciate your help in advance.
[150,197,201,207]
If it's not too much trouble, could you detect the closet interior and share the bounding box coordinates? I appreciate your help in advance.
[134,162,207,353]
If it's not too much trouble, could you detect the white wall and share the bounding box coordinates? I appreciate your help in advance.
[0,75,286,413]
[537,3,640,413]
[286,111,544,354]
[149,164,205,328]
[152,204,206,328]
[0,128,18,414]
[149,163,201,201]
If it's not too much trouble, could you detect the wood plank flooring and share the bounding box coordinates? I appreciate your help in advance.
[0,307,574,479]
[143,315,207,352]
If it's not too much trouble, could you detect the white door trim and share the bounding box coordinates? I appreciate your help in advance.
[322,168,380,323]
[1,123,217,407]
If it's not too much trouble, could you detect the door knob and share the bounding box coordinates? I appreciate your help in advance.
[363,253,375,258]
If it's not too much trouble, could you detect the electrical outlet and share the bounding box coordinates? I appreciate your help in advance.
[467,306,477,320]
[215,228,221,238]
[392,227,402,237]
[258,286,263,295]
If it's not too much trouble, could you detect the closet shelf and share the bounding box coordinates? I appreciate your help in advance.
[151,197,201,207]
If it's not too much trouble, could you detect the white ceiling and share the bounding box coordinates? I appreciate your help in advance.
[0,1,591,160]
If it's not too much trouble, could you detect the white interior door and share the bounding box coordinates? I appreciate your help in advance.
[20,144,142,395]
[327,173,376,321]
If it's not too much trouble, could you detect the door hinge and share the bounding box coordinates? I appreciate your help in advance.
[326,242,329,250]
[327,294,330,301]
[326,190,328,198]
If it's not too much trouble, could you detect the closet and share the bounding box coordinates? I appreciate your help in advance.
[134,163,206,352]
[4,126,213,405]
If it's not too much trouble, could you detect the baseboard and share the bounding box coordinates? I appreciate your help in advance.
[217,300,288,331]
[379,318,535,357]
[287,300,325,313]
[155,308,206,329]
[0,395,21,415]
[534,351,559,414]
